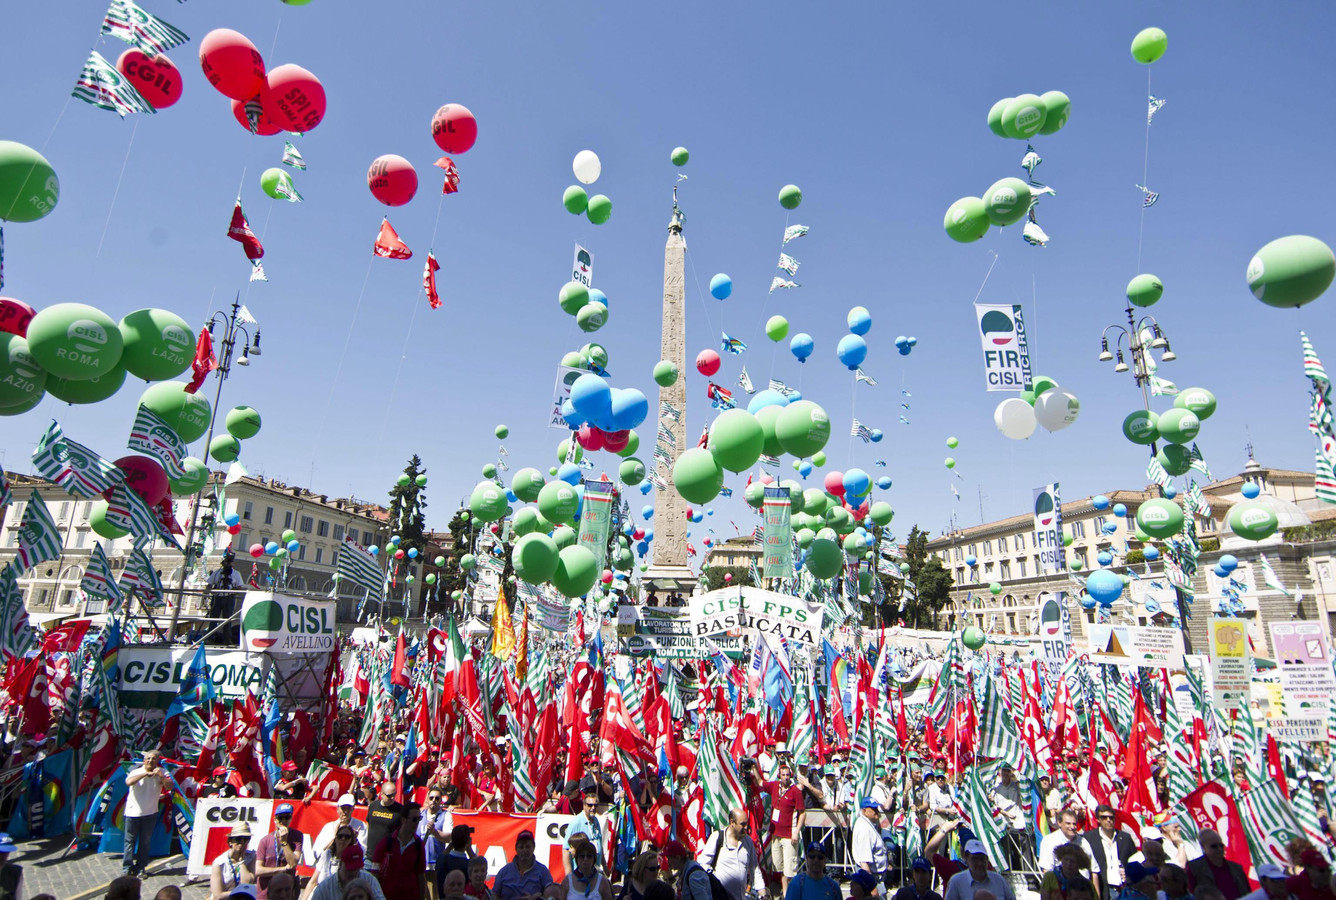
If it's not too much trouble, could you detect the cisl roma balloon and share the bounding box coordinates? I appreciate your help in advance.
[0,297,36,337]
[431,104,477,154]
[25,303,124,381]
[367,155,418,207]
[261,64,327,133]
[0,141,59,223]
[198,29,265,101]
[116,50,182,110]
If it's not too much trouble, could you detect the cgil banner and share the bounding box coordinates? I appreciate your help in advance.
[689,586,824,645]
[239,591,336,653]
[975,303,1033,392]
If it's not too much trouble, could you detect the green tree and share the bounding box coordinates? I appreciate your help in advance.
[702,566,754,591]
[891,524,955,629]
[387,455,429,554]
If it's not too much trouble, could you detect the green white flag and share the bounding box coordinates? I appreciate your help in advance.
[72,50,155,117]
[14,490,62,575]
[1236,778,1306,870]
[282,141,306,170]
[576,479,615,572]
[101,0,189,55]
[698,718,745,832]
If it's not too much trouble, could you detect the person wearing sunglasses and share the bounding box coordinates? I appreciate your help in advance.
[1185,830,1247,900]
[1084,806,1135,900]
[257,803,305,899]
[784,843,840,900]
[617,851,661,900]
[565,793,603,875]
[211,824,256,900]
[371,801,429,900]
[302,824,361,900]
[419,789,454,900]
[313,795,367,860]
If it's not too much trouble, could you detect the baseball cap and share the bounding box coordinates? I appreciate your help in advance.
[662,840,689,858]
[0,834,15,854]
[1257,864,1286,881]
[1300,849,1331,870]
[281,760,298,772]
[1126,863,1158,884]
[341,842,365,871]
[964,839,988,857]
[228,887,258,900]
[911,857,932,872]
[860,797,880,810]
[275,802,294,817]
[805,842,827,856]
[337,793,356,807]
[213,765,229,777]
[516,829,535,843]
[850,871,878,894]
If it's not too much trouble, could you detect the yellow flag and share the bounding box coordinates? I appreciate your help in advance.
[490,585,516,660]
[516,608,529,683]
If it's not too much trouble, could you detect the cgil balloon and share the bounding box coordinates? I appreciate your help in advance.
[367,155,418,207]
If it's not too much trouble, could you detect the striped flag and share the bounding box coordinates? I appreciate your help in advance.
[659,402,682,423]
[1185,480,1210,519]
[854,367,878,386]
[759,454,780,468]
[1316,438,1336,506]
[1257,554,1291,597]
[72,50,155,116]
[0,470,11,511]
[128,405,188,478]
[13,491,62,574]
[1236,778,1306,870]
[978,670,1028,767]
[1136,184,1159,208]
[776,253,800,276]
[101,0,189,55]
[249,260,268,282]
[0,567,37,661]
[1147,95,1167,125]
[81,544,123,614]
[782,224,809,243]
[963,759,1008,869]
[282,141,306,170]
[119,548,165,608]
[662,662,685,720]
[106,481,180,549]
[851,419,874,443]
[697,718,745,832]
[32,421,123,497]
[337,539,384,601]
[737,367,755,394]
[1302,330,1330,384]
[1187,443,1214,481]
[769,277,799,292]
[1146,456,1173,489]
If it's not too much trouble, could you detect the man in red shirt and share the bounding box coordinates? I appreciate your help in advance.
[765,763,805,896]
[1288,849,1335,900]
[373,800,428,899]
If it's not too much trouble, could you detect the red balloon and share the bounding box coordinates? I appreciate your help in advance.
[261,64,326,133]
[600,570,613,584]
[367,155,418,207]
[0,297,36,337]
[602,429,630,452]
[227,523,242,535]
[117,50,183,110]
[633,529,645,541]
[199,29,265,101]
[696,349,721,376]
[724,573,733,582]
[576,424,605,452]
[431,104,477,154]
[824,471,846,496]
[249,543,264,558]
[231,96,282,135]
[395,549,405,559]
[111,455,169,507]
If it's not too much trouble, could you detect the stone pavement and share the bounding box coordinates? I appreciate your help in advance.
[12,836,207,899]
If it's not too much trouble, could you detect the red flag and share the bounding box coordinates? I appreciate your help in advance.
[185,327,217,394]
[1181,780,1253,874]
[1265,734,1289,798]
[422,251,442,308]
[226,201,264,260]
[154,496,184,536]
[8,656,50,736]
[307,762,355,802]
[434,157,460,194]
[42,619,91,654]
[77,720,123,794]
[373,218,413,259]
[390,630,411,688]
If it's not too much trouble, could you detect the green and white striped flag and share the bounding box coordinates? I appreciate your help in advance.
[662,661,685,721]
[0,470,11,511]
[849,705,877,802]
[119,548,165,609]
[978,671,1027,767]
[32,420,123,498]
[337,540,384,601]
[698,718,745,832]
[1146,456,1173,489]
[101,0,189,55]
[1289,771,1331,851]
[788,679,814,766]
[1257,554,1291,597]
[267,169,304,203]
[106,480,177,549]
[81,543,123,614]
[282,141,306,170]
[1187,444,1214,481]
[14,490,62,575]
[1236,778,1306,870]
[1303,331,1330,384]
[0,566,37,661]
[128,404,188,479]
[72,50,155,117]
[963,758,1008,870]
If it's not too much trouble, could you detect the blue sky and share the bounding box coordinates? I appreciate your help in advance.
[3,1,1335,546]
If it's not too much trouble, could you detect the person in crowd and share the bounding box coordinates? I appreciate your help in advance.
[207,548,246,643]
[1118,863,1159,900]
[314,795,368,858]
[303,822,360,900]
[562,837,614,900]
[267,873,296,900]
[364,782,403,866]
[256,803,305,899]
[475,757,501,811]
[419,788,454,900]
[1042,843,1093,900]
[1067,879,1096,900]
[1245,865,1299,900]
[494,829,557,900]
[0,832,21,900]
[437,824,476,894]
[943,841,1017,900]
[852,797,888,890]
[1042,810,1101,882]
[443,871,469,900]
[274,761,309,800]
[199,766,238,800]
[893,856,942,900]
[566,792,604,874]
[1160,823,1199,868]
[105,875,144,900]
[1287,849,1334,900]
[212,824,257,899]
[1186,830,1248,900]
[699,807,762,900]
[783,842,840,900]
[154,888,183,900]
[926,773,958,831]
[465,856,495,900]
[1160,865,1191,900]
[618,851,662,900]
[1086,805,1135,900]
[763,764,805,898]
[123,750,168,878]
[372,800,427,900]
[310,843,386,900]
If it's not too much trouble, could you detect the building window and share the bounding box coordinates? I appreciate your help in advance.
[968,544,977,557]
[984,562,994,575]
[284,511,293,529]
[1007,613,1016,632]
[76,529,88,548]
[318,520,329,537]
[1018,559,1027,578]
[1000,561,1011,580]
[315,547,323,564]
[348,528,358,544]
[983,540,992,556]
[300,515,313,534]
[297,544,306,560]
[59,588,75,607]
[242,501,253,521]
[1094,515,1106,532]
[333,524,345,541]
[237,532,249,550]
[954,547,962,561]
[264,506,274,525]
[957,567,965,581]
[1073,521,1086,538]
[998,536,1008,552]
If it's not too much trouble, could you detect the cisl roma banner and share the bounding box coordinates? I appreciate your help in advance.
[1032,483,1064,575]
[762,486,794,578]
[975,303,1033,392]
[239,590,336,653]
[119,647,263,709]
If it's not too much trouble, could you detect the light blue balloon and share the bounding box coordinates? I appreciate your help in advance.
[610,388,649,430]
[1080,594,1098,610]
[836,334,868,369]
[965,555,977,566]
[709,273,733,300]
[569,372,612,422]
[876,476,892,489]
[225,513,241,526]
[506,490,518,503]
[265,541,279,554]
[642,505,654,519]
[589,288,608,308]
[390,535,401,544]
[368,546,379,556]
[1144,546,1160,560]
[1102,522,1117,535]
[787,390,803,402]
[798,461,813,477]
[707,509,714,516]
[640,483,652,494]
[843,468,871,498]
[847,306,872,336]
[1113,503,1128,517]
[1086,568,1124,604]
[747,390,790,414]
[637,541,648,555]
[1219,554,1238,572]
[1097,551,1113,566]
[790,333,814,362]
[287,540,300,552]
[897,346,911,356]
[561,400,581,429]
[1092,495,1111,510]
[1241,483,1260,499]
[869,429,883,443]
[1213,564,1229,577]
[558,463,582,485]
[644,528,654,541]
[407,548,419,558]
[1163,485,1178,498]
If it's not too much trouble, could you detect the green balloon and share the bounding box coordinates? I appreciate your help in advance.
[26,303,123,381]
[1127,274,1164,308]
[582,343,608,369]
[709,409,764,473]
[765,316,789,342]
[0,333,47,408]
[805,539,843,579]
[1228,501,1279,541]
[944,457,956,469]
[857,572,874,595]
[225,405,262,440]
[653,360,679,387]
[946,436,959,449]
[46,363,126,404]
[512,533,560,583]
[512,507,542,537]
[561,351,586,369]
[943,197,990,243]
[495,424,509,439]
[673,447,724,504]
[559,282,590,316]
[117,309,193,381]
[586,195,612,225]
[870,501,893,527]
[1247,236,1335,309]
[803,488,829,518]
[782,479,804,513]
[511,468,546,503]
[471,480,508,522]
[260,167,289,200]
[552,525,576,550]
[982,178,1031,227]
[1175,387,1217,420]
[752,405,783,458]
[1002,94,1047,139]
[282,529,297,543]
[619,457,645,486]
[169,456,208,495]
[1032,375,1058,398]
[459,553,476,571]
[434,556,446,566]
[576,302,607,332]
[563,185,588,215]
[744,482,765,509]
[989,581,1003,595]
[899,563,910,574]
[548,467,558,477]
[613,547,634,571]
[815,527,837,543]
[89,500,129,538]
[415,474,428,487]
[1131,27,1168,64]
[962,627,985,651]
[556,439,583,465]
[842,533,862,554]
[986,98,1011,138]
[1156,408,1200,445]
[1157,444,1192,476]
[775,401,830,458]
[0,140,59,223]
[671,147,690,166]
[778,184,803,210]
[616,431,640,457]
[425,574,436,585]
[537,481,580,523]
[825,507,854,534]
[209,434,241,462]
[811,450,827,468]
[139,381,211,442]
[1122,409,1160,445]
[796,528,815,549]
[482,463,497,479]
[1037,91,1071,135]
[1019,389,1037,406]
[1136,498,1185,538]
[553,545,598,597]
[1062,533,1073,547]
[397,474,411,486]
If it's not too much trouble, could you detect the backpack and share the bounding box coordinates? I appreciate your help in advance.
[686,860,737,900]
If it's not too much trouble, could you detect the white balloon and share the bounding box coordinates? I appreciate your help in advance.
[1034,389,1081,432]
[572,150,602,185]
[994,398,1037,440]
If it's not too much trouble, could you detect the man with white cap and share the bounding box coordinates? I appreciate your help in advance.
[314,794,368,857]
[852,798,889,892]
[943,840,1016,900]
[1241,864,1298,900]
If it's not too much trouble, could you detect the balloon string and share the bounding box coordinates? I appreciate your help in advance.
[684,246,715,351]
[1136,68,1152,271]
[318,256,376,443]
[94,118,140,259]
[373,296,423,460]
[970,250,999,305]
[848,370,857,463]
[267,14,284,62]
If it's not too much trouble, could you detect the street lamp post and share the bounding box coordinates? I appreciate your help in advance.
[167,295,260,640]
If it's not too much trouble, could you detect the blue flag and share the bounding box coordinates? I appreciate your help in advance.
[165,643,215,719]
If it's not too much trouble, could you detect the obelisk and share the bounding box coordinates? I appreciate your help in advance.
[644,197,696,589]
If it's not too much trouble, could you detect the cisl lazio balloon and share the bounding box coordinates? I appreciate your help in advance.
[90,500,129,539]
[1156,444,1192,476]
[512,533,559,584]
[139,381,211,442]
[262,64,326,133]
[1037,91,1071,135]
[775,401,831,458]
[944,197,990,243]
[552,545,598,598]
[1175,387,1217,420]
[1122,409,1159,445]
[1228,502,1279,541]
[576,303,607,332]
[0,141,59,223]
[0,297,36,337]
[653,360,678,387]
[226,406,262,440]
[994,397,1037,439]
[1131,27,1168,64]
[983,178,1031,227]
[869,501,893,527]
[962,627,986,650]
[512,507,542,537]
[986,98,1011,138]
[198,29,264,101]
[1127,274,1163,308]
[46,365,126,404]
[1136,498,1184,539]
[1034,389,1080,432]
[432,104,477,154]
[619,458,645,486]
[537,481,579,524]
[367,155,418,206]
[673,447,724,505]
[25,303,123,381]
[118,308,193,381]
[0,333,46,408]
[469,481,508,523]
[116,50,182,110]
[1155,408,1200,445]
[210,434,241,463]
[709,409,763,473]
[1246,236,1335,309]
[1002,94,1047,139]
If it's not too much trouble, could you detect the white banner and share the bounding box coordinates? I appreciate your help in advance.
[119,647,264,709]
[239,591,336,653]
[688,586,824,645]
[187,798,277,877]
[572,244,594,288]
[975,303,1033,392]
[550,364,590,428]
[1033,483,1064,575]
[1208,619,1250,710]
[1086,624,1185,668]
